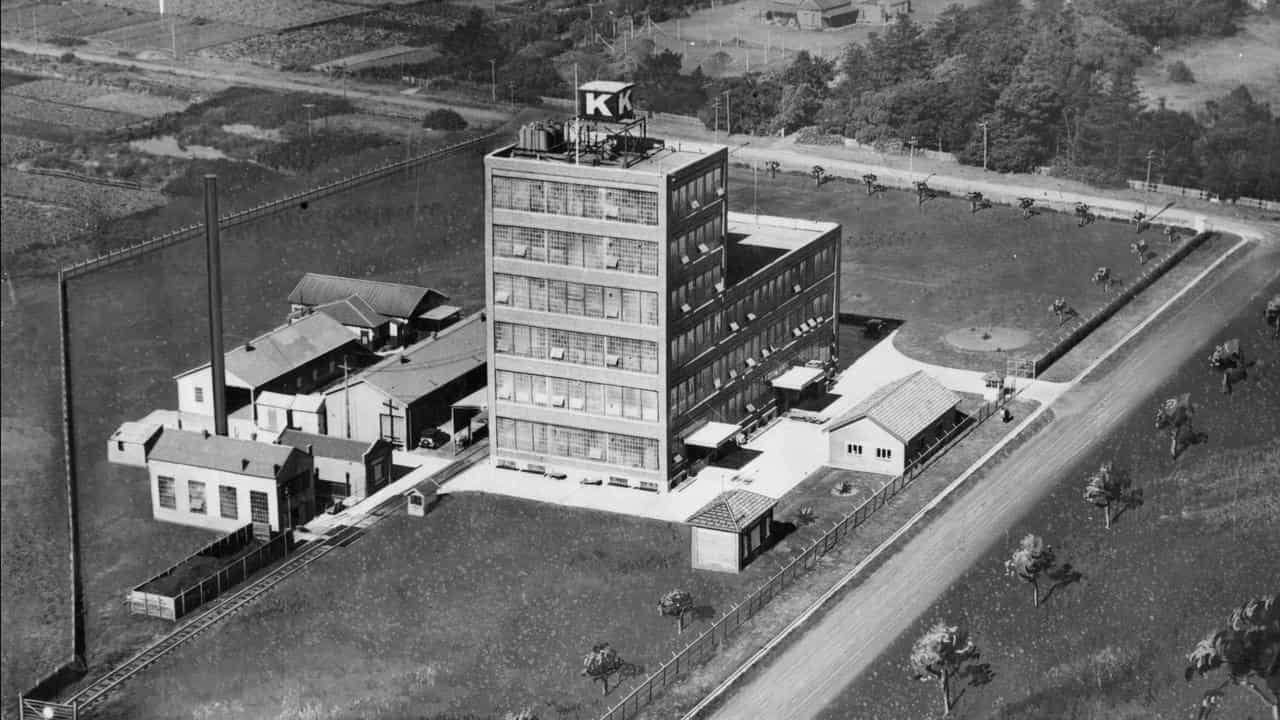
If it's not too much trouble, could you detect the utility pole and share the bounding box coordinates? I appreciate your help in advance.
[489,58,497,103]
[723,90,731,137]
[908,136,917,173]
[978,121,988,171]
[302,103,315,140]
[713,99,720,143]
[753,162,759,217]
[1145,149,1156,188]
[170,17,177,59]
[341,356,353,439]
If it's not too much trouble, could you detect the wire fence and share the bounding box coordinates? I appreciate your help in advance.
[596,392,1014,720]
[1127,180,1279,211]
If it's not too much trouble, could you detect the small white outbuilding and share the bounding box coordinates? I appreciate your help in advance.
[108,421,163,467]
[824,371,961,477]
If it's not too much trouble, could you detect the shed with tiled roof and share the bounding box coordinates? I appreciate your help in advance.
[824,371,961,476]
[686,489,777,573]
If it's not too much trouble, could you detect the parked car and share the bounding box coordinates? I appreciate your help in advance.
[418,428,450,450]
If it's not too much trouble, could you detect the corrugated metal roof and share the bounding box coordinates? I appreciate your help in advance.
[289,273,448,320]
[149,430,299,480]
[825,371,961,442]
[343,312,486,404]
[686,490,775,532]
[314,295,386,329]
[277,429,390,463]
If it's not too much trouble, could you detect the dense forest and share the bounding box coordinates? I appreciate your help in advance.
[368,0,1279,200]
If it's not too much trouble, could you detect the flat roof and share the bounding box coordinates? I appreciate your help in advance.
[771,365,825,391]
[343,312,486,404]
[452,386,488,411]
[490,141,726,177]
[728,212,839,251]
[684,421,742,450]
[110,421,162,445]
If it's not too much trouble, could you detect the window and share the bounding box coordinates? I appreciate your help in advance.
[876,447,893,460]
[493,177,657,225]
[194,386,204,403]
[250,490,270,525]
[116,441,125,452]
[188,480,206,514]
[158,476,176,509]
[847,444,863,456]
[219,485,238,519]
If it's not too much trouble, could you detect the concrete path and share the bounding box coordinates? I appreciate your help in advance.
[300,450,450,535]
[694,237,1274,718]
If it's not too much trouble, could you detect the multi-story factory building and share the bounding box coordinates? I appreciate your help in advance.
[484,82,840,492]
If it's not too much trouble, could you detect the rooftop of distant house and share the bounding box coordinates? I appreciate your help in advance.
[149,429,301,480]
[339,312,487,404]
[175,312,358,388]
[289,273,449,320]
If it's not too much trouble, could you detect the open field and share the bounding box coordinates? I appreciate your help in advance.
[90,16,265,54]
[198,22,421,69]
[733,169,1196,372]
[0,2,154,41]
[96,0,364,31]
[820,275,1280,720]
[1136,14,1280,114]
[0,133,56,163]
[0,136,504,713]
[1,93,141,131]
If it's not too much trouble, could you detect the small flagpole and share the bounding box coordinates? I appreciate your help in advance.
[573,64,581,165]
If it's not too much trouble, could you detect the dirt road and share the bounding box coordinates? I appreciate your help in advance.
[702,241,1279,719]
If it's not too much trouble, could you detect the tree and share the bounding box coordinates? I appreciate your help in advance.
[658,589,696,634]
[1207,338,1243,394]
[910,622,980,715]
[1131,238,1149,265]
[811,165,826,186]
[1082,461,1141,528]
[1005,533,1056,607]
[1154,393,1195,458]
[1092,266,1116,294]
[423,109,467,131]
[1266,296,1280,339]
[1185,594,1279,720]
[582,643,625,696]
[1168,60,1195,83]
[766,160,780,178]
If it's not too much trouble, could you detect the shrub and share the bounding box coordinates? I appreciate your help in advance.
[48,36,87,48]
[423,108,467,131]
[59,52,77,64]
[1167,60,1195,83]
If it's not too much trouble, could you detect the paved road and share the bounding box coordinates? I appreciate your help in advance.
[703,241,1279,719]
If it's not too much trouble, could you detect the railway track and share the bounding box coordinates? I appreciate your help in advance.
[63,444,489,715]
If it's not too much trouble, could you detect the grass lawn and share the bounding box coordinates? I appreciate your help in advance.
[817,276,1280,720]
[1135,15,1280,115]
[732,167,1204,372]
[91,493,763,720]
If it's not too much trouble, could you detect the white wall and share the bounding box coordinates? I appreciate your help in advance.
[691,527,741,573]
[827,419,905,476]
[313,455,366,498]
[324,382,394,444]
[176,368,214,416]
[149,459,281,534]
[107,438,149,467]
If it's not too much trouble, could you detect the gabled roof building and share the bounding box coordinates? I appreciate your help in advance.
[824,371,961,476]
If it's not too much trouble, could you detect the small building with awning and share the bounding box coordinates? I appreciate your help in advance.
[770,363,829,410]
[681,420,744,464]
[686,489,777,573]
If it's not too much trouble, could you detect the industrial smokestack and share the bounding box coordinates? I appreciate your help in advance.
[204,175,228,436]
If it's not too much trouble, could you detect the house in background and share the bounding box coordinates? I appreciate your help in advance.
[824,370,961,476]
[768,0,860,29]
[278,429,394,508]
[324,312,487,449]
[146,429,315,537]
[288,273,460,348]
[312,294,394,350]
[108,421,163,467]
[687,489,776,573]
[174,312,370,426]
[854,0,910,24]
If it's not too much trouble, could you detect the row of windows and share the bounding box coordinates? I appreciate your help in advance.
[672,291,833,368]
[671,328,830,419]
[670,213,724,265]
[157,477,268,523]
[493,225,659,276]
[671,165,725,219]
[495,417,660,470]
[671,264,724,317]
[494,322,659,374]
[496,370,660,422]
[846,444,894,460]
[494,273,659,326]
[493,176,659,225]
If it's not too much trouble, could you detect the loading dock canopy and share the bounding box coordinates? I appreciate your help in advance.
[771,365,825,392]
[684,421,742,450]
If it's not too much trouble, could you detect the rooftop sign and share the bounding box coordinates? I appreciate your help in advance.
[577,81,635,122]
